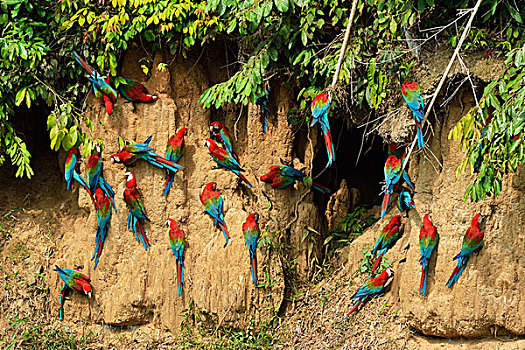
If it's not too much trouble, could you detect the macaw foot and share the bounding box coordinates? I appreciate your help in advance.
[211,166,221,170]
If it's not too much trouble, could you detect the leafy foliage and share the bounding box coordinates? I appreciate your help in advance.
[449,42,525,201]
[359,245,391,276]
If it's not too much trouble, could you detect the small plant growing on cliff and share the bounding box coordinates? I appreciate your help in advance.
[359,245,391,276]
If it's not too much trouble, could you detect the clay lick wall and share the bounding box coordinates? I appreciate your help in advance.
[342,84,525,338]
[47,45,333,330]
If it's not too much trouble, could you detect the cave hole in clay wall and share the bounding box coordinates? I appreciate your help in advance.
[311,117,386,208]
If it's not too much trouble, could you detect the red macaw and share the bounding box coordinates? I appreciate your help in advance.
[204,138,253,188]
[311,92,335,168]
[110,136,184,173]
[86,144,116,213]
[242,213,260,284]
[343,267,394,320]
[419,214,438,295]
[123,171,151,251]
[260,160,330,193]
[53,265,92,320]
[381,154,414,219]
[401,81,424,149]
[167,218,185,297]
[163,128,186,196]
[73,52,117,115]
[209,121,236,159]
[371,215,402,274]
[446,213,484,288]
[200,182,230,247]
[92,188,112,270]
[64,147,94,203]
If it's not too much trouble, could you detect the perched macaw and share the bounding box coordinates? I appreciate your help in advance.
[242,213,260,284]
[53,265,92,320]
[110,136,184,173]
[311,92,335,168]
[397,186,415,218]
[260,160,330,193]
[92,188,111,270]
[73,52,117,115]
[446,213,484,288]
[401,81,424,149]
[163,128,186,196]
[381,154,414,219]
[204,138,253,188]
[123,172,151,251]
[86,144,116,213]
[64,147,94,203]
[112,77,157,104]
[256,90,269,133]
[371,215,402,274]
[343,267,394,319]
[419,214,438,295]
[209,121,236,159]
[167,218,185,297]
[200,182,230,247]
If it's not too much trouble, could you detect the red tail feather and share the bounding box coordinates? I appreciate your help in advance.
[347,300,362,316]
[381,193,391,217]
[136,221,150,248]
[74,52,95,76]
[371,255,382,274]
[238,173,253,187]
[420,267,425,292]
[323,127,334,160]
[164,174,172,187]
[219,222,230,239]
[251,256,257,282]
[177,263,182,289]
[448,266,460,283]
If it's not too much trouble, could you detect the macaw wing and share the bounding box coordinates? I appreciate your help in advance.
[419,235,437,259]
[459,228,483,257]
[124,190,147,219]
[311,93,330,119]
[280,165,305,180]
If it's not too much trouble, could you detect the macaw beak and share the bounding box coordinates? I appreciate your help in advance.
[87,292,92,298]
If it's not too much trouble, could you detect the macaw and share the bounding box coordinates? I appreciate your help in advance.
[92,188,111,270]
[396,186,415,218]
[260,160,330,193]
[167,218,185,297]
[381,154,414,219]
[343,267,394,319]
[86,144,117,213]
[73,52,117,115]
[371,215,402,274]
[209,121,237,159]
[419,214,438,295]
[203,138,253,188]
[242,213,260,284]
[64,147,94,203]
[110,136,184,173]
[200,182,230,247]
[401,81,424,149]
[310,92,335,168]
[446,213,484,288]
[123,171,151,251]
[53,265,92,320]
[256,90,269,133]
[163,128,187,196]
[112,77,157,104]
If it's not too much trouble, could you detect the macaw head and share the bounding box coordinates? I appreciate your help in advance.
[83,283,92,298]
[124,171,136,188]
[166,218,179,230]
[249,213,259,222]
[423,214,432,226]
[391,215,402,226]
[384,267,394,278]
[472,213,484,226]
[210,121,224,133]
[94,188,105,202]
[203,138,217,150]
[178,128,188,137]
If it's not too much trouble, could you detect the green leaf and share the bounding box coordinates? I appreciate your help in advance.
[15,88,27,106]
[274,0,289,13]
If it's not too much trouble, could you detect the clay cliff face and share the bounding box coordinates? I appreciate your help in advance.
[48,47,325,330]
[343,88,525,337]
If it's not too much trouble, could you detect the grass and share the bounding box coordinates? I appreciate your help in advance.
[0,315,99,350]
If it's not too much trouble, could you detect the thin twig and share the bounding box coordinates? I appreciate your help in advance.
[401,0,484,173]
